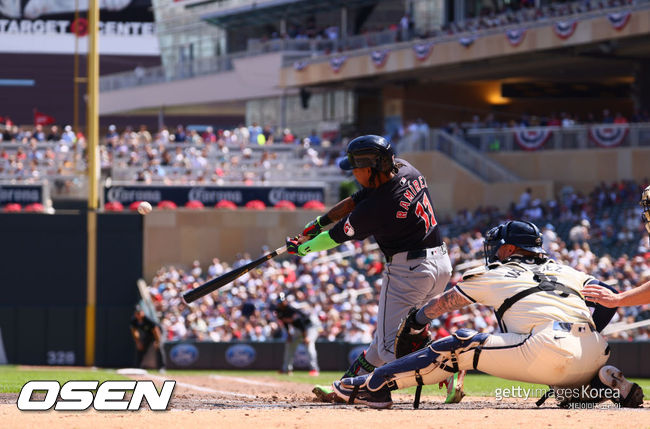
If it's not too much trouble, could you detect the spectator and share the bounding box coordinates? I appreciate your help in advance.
[602,109,614,124]
[307,129,321,146]
[516,188,532,211]
[46,125,61,141]
[569,219,591,246]
[172,125,186,143]
[282,128,295,144]
[613,112,628,124]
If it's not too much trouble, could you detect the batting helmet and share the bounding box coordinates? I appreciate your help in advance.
[641,185,650,235]
[484,220,545,264]
[338,135,394,173]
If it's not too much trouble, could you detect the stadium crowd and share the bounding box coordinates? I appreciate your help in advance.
[0,122,338,187]
[437,0,634,36]
[3,109,649,187]
[143,180,650,344]
[251,0,633,54]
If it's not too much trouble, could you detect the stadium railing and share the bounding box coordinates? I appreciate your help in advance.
[280,1,650,68]
[399,129,520,182]
[464,123,650,151]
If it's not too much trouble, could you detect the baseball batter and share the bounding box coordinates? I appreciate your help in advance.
[285,135,457,401]
[332,220,644,409]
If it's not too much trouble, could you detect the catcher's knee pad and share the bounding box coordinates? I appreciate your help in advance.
[367,330,488,392]
[430,329,489,354]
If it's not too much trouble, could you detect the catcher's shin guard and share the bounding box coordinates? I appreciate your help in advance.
[367,329,488,392]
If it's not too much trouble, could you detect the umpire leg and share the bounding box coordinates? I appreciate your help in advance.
[135,337,152,368]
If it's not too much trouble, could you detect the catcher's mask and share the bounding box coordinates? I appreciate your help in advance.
[641,185,650,235]
[339,134,395,173]
[484,220,546,264]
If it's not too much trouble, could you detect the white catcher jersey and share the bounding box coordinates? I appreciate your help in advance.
[455,258,594,334]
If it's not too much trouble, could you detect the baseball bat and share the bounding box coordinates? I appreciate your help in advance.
[182,245,287,304]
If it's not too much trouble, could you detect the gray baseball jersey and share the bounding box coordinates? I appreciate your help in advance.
[329,159,452,366]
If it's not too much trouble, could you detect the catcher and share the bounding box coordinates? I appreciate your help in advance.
[332,220,644,409]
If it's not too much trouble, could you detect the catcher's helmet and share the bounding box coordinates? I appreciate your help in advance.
[339,135,394,172]
[484,220,545,264]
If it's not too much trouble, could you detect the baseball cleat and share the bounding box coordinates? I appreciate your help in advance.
[312,385,345,403]
[443,371,466,404]
[598,365,644,408]
[309,370,320,377]
[332,376,393,409]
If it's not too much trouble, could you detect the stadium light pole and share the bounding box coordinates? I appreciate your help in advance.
[85,0,99,367]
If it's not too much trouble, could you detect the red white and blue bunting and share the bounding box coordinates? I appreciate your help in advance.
[459,36,476,48]
[506,28,526,47]
[329,55,347,73]
[413,42,434,61]
[589,125,628,147]
[607,11,631,30]
[513,128,552,151]
[370,49,390,68]
[293,60,308,71]
[553,20,578,40]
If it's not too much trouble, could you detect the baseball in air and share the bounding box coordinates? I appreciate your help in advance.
[137,201,153,215]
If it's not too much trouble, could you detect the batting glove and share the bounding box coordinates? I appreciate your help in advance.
[286,236,306,256]
[302,216,324,239]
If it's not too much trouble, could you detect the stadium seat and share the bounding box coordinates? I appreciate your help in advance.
[215,200,237,209]
[129,201,144,211]
[24,203,45,213]
[303,200,325,210]
[157,200,178,210]
[3,203,21,212]
[105,201,125,212]
[245,200,266,210]
[185,200,205,209]
[274,200,296,210]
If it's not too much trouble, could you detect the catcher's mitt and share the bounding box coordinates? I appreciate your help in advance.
[395,307,432,358]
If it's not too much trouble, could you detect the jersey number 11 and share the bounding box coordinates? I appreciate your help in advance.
[415,194,437,233]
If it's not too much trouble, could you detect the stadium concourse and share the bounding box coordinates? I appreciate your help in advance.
[143,179,650,344]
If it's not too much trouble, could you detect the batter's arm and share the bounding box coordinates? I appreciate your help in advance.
[418,289,473,322]
[300,197,356,239]
[326,197,356,222]
[583,280,650,307]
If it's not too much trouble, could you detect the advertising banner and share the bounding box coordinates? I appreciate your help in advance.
[0,0,158,55]
[0,183,45,205]
[104,183,325,207]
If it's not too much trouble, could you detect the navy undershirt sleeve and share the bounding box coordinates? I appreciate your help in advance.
[586,280,619,332]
